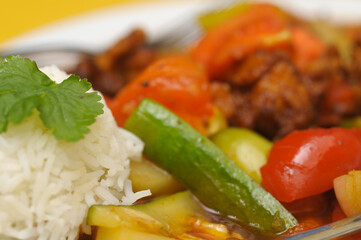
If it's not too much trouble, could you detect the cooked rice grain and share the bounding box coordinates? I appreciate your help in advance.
[0,66,150,240]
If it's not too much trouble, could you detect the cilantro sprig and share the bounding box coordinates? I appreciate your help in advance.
[0,55,104,142]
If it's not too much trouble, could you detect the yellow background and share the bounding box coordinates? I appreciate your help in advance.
[0,0,156,43]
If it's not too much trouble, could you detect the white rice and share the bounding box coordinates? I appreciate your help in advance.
[0,66,151,240]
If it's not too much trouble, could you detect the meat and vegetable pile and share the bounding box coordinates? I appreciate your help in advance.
[72,3,361,239]
[3,2,361,240]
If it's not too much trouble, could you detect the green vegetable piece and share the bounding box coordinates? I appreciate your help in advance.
[309,21,352,67]
[211,127,273,184]
[0,55,103,141]
[198,3,251,31]
[130,158,185,197]
[88,191,204,236]
[88,203,165,231]
[132,191,204,235]
[341,117,361,129]
[124,99,297,236]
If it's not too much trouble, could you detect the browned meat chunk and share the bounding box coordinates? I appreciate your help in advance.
[250,61,314,138]
[304,46,361,126]
[211,51,314,139]
[209,82,237,119]
[351,34,361,79]
[73,29,157,97]
[226,51,287,87]
[72,27,361,140]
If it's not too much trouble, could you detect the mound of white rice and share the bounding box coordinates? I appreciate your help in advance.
[0,66,150,240]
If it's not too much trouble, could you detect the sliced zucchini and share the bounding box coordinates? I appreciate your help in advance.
[124,98,297,236]
[130,157,184,197]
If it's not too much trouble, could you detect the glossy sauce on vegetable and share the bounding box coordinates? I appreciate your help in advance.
[69,2,361,239]
[261,128,361,202]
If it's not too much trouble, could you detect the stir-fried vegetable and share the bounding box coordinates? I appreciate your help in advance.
[193,2,329,79]
[198,3,251,31]
[124,98,297,236]
[88,191,243,239]
[129,158,184,197]
[63,2,361,239]
[261,127,361,203]
[211,127,272,183]
[291,26,326,69]
[309,21,353,66]
[88,192,203,235]
[108,56,215,135]
[341,116,361,129]
[205,107,228,136]
[334,170,361,217]
[191,3,291,79]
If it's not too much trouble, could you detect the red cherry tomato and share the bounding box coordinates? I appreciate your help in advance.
[107,56,215,134]
[261,127,361,203]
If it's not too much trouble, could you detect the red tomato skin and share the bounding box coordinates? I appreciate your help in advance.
[191,3,290,79]
[261,127,361,203]
[291,26,325,69]
[107,56,215,133]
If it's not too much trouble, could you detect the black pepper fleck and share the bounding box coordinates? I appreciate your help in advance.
[141,81,149,87]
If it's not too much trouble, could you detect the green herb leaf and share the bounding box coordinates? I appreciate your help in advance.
[0,55,104,141]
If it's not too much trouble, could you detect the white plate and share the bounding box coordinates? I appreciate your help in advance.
[0,0,215,53]
[2,0,361,53]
